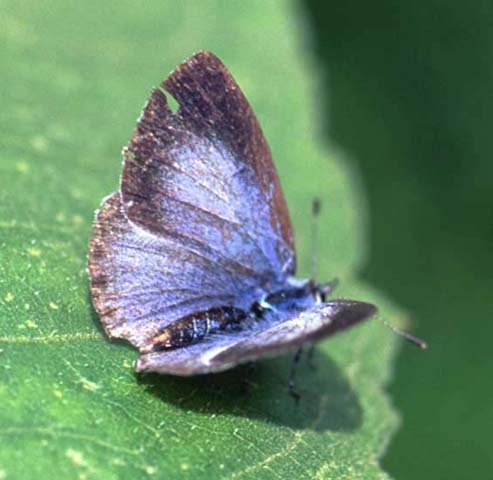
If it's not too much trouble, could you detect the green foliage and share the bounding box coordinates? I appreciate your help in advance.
[0,1,402,478]
[305,1,493,478]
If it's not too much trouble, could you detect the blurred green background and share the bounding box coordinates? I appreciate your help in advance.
[304,0,493,478]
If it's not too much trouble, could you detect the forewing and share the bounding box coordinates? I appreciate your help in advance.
[121,51,295,276]
[135,301,376,375]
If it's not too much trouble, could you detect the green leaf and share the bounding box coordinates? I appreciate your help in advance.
[0,1,402,478]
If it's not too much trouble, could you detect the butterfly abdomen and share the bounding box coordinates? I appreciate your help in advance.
[144,307,248,352]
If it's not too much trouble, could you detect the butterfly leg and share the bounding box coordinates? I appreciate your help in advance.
[288,346,303,403]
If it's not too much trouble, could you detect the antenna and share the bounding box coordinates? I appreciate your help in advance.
[311,198,321,281]
[382,318,428,349]
[309,198,426,349]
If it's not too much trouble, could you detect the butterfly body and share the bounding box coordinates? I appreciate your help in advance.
[144,277,323,353]
[88,51,376,376]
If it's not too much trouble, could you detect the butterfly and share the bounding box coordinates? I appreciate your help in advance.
[88,51,379,380]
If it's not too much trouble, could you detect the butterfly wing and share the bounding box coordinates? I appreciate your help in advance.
[89,52,295,349]
[134,301,376,375]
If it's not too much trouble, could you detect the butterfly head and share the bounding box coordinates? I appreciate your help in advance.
[253,276,336,318]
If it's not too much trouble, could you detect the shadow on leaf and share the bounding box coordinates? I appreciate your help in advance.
[137,348,362,432]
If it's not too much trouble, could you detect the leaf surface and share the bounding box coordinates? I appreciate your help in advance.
[0,1,401,478]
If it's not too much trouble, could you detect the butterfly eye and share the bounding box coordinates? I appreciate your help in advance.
[251,301,268,318]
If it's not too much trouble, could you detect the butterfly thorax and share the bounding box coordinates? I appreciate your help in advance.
[252,278,322,316]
